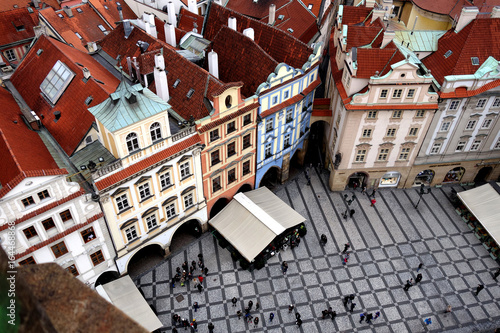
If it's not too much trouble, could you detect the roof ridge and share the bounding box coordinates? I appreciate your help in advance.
[451,18,477,75]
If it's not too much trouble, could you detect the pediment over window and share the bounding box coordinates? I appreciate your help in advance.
[162,196,177,206]
[141,206,159,218]
[111,187,128,197]
[157,165,172,174]
[120,218,138,230]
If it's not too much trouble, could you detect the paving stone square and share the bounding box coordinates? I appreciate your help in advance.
[134,171,500,332]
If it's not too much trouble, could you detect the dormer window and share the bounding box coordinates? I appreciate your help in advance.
[126,132,140,153]
[98,24,107,32]
[57,13,64,18]
[150,122,162,142]
[76,8,83,13]
[40,61,75,104]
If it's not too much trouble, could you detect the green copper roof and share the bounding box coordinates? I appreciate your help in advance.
[394,31,445,52]
[88,81,171,132]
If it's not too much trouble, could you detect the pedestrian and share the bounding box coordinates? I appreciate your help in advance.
[342,243,350,254]
[191,319,198,332]
[203,267,208,275]
[295,312,301,320]
[192,278,199,288]
[173,313,180,325]
[198,253,203,261]
[182,318,189,329]
[349,209,355,218]
[176,267,181,274]
[197,283,203,293]
[444,305,452,314]
[475,284,484,296]
[198,275,204,284]
[269,312,274,322]
[190,266,195,274]
[207,322,214,333]
[245,307,250,315]
[322,309,329,319]
[232,297,237,307]
[370,189,377,198]
[370,198,376,207]
[296,318,302,327]
[349,294,355,302]
[353,182,358,191]
[350,302,356,313]
[255,302,260,310]
[415,273,422,283]
[192,260,197,269]
[193,302,199,312]
[172,277,176,288]
[493,268,500,280]
[424,318,432,326]
[403,281,411,291]
[288,304,294,313]
[248,300,253,310]
[253,317,259,328]
[173,328,178,333]
[198,260,204,270]
[361,186,367,195]
[343,295,350,307]
[237,310,242,319]
[320,234,328,245]
[330,310,337,320]
[247,315,253,323]
[366,313,373,324]
[417,263,423,272]
[359,312,366,323]
[282,261,288,274]
[343,253,350,265]
[373,311,380,321]
[180,276,185,287]
[182,261,188,271]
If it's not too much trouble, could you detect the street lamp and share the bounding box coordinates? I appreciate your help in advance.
[414,184,431,209]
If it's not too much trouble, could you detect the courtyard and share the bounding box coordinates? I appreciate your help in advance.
[134,168,500,332]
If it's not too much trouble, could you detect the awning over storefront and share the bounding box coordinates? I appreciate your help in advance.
[458,182,500,245]
[209,187,306,262]
[96,275,162,332]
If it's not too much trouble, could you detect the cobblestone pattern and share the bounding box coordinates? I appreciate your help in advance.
[135,168,500,332]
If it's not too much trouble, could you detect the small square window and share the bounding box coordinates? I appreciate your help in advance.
[227,121,236,134]
[378,148,389,161]
[209,129,219,142]
[367,111,377,119]
[227,142,236,158]
[440,122,450,132]
[5,49,17,62]
[476,99,487,108]
[465,120,476,130]
[212,176,221,193]
[180,161,191,178]
[22,196,35,208]
[362,129,372,138]
[380,89,388,98]
[23,226,38,239]
[165,203,176,219]
[272,96,278,105]
[284,91,289,99]
[430,143,441,154]
[493,98,500,107]
[65,264,79,276]
[42,218,56,231]
[456,140,466,152]
[399,147,410,160]
[392,110,402,118]
[449,100,460,110]
[386,128,396,137]
[81,227,96,243]
[355,149,366,162]
[60,210,72,222]
[415,110,425,117]
[51,241,68,258]
[407,89,415,98]
[392,89,402,98]
[409,128,418,136]
[98,24,107,32]
[183,193,194,209]
[37,190,50,200]
[19,257,36,265]
[125,226,137,242]
[90,250,105,266]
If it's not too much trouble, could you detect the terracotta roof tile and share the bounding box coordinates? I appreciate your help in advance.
[88,0,137,27]
[346,26,383,50]
[0,7,38,45]
[339,5,373,26]
[439,79,500,98]
[198,102,259,133]
[10,35,120,156]
[225,0,290,19]
[95,135,201,191]
[15,212,102,259]
[355,46,406,78]
[204,3,312,70]
[0,0,60,12]
[178,6,204,33]
[154,17,188,46]
[413,0,473,17]
[423,18,500,84]
[0,88,65,197]
[99,23,224,121]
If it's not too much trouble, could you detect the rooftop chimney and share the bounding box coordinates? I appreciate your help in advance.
[142,12,155,26]
[82,67,91,80]
[381,30,395,48]
[167,2,176,26]
[268,4,276,25]
[117,4,123,21]
[164,23,176,47]
[63,6,73,18]
[492,6,500,18]
[243,27,254,40]
[123,20,133,38]
[187,0,197,14]
[154,53,170,102]
[145,22,157,38]
[33,25,46,38]
[32,0,40,9]
[208,50,219,79]
[455,7,479,33]
[86,42,97,53]
[228,17,237,30]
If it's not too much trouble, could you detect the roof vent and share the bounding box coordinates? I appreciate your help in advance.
[287,28,294,33]
[471,57,479,65]
[76,62,84,67]
[444,50,452,58]
[36,49,43,56]
[85,96,93,105]
[76,7,83,13]
[173,79,180,88]
[278,14,285,20]
[57,13,64,19]
[187,88,195,98]
[54,110,61,121]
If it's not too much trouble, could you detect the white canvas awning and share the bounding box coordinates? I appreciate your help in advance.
[458,182,500,245]
[209,187,306,262]
[96,275,162,332]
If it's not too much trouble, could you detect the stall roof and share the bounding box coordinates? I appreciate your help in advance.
[458,182,500,244]
[96,275,162,332]
[209,187,306,262]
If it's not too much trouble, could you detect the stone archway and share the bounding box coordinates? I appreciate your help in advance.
[259,166,281,189]
[474,166,493,184]
[413,169,435,186]
[169,219,203,254]
[210,197,229,219]
[236,184,253,193]
[443,167,466,183]
[307,120,330,167]
[127,244,165,279]
[347,171,368,190]
[94,270,120,287]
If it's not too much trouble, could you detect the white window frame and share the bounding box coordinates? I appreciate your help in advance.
[470,140,481,151]
[409,128,418,136]
[380,89,388,98]
[362,129,372,138]
[266,118,274,132]
[456,140,466,152]
[286,109,293,122]
[494,138,500,149]
[284,133,291,147]
[367,111,378,119]
[5,49,16,61]
[165,203,176,219]
[476,99,487,108]
[481,119,492,129]
[160,171,172,190]
[183,192,194,209]
[407,89,415,98]
[115,193,130,212]
[386,128,396,137]
[265,143,272,157]
[392,89,402,98]
[138,182,151,201]
[415,110,425,117]
[180,161,190,179]
[150,122,162,142]
[399,147,410,160]
[355,149,366,162]
[440,122,451,132]
[126,132,140,153]
[40,60,75,104]
[125,226,137,242]
[465,120,476,130]
[392,110,402,118]
[493,98,500,107]
[145,214,158,230]
[378,148,389,161]
[449,100,460,110]
[430,143,441,154]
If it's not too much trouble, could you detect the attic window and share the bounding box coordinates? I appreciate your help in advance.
[278,14,285,20]
[85,96,93,105]
[187,88,195,99]
[40,60,75,104]
[75,32,83,39]
[98,25,107,32]
[307,4,313,10]
[471,57,479,66]
[27,7,33,13]
[36,49,43,56]
[104,5,109,9]
[287,28,294,33]
[444,50,452,58]
[76,8,83,13]
[173,79,180,88]
[57,13,64,18]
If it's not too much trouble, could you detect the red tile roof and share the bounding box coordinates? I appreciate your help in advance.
[0,88,66,198]
[208,25,279,98]
[178,6,204,33]
[88,0,137,27]
[422,18,500,85]
[345,25,383,50]
[354,45,405,78]
[15,212,103,260]
[204,3,312,70]
[154,17,188,47]
[413,0,473,17]
[10,35,119,156]
[225,0,291,19]
[99,23,224,121]
[95,135,201,191]
[472,0,500,12]
[439,79,500,98]
[0,7,38,46]
[339,5,373,26]
[0,0,60,12]
[259,0,319,44]
[305,0,323,17]
[39,4,110,53]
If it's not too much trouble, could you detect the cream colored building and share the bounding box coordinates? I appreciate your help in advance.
[89,78,206,274]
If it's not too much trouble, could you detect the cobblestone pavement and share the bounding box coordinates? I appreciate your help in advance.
[135,167,500,332]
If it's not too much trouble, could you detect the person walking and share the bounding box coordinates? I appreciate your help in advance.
[247,315,253,324]
[173,328,178,333]
[193,302,199,312]
[475,284,484,296]
[255,302,260,310]
[361,186,367,195]
[424,318,432,326]
[370,189,377,198]
[198,275,204,285]
[349,209,355,218]
[343,253,350,265]
[288,304,294,313]
[182,318,189,330]
[172,313,180,326]
[373,311,380,321]
[342,243,350,254]
[191,319,198,332]
[343,295,350,307]
[269,312,274,323]
[417,263,423,272]
[444,305,452,314]
[197,283,203,293]
[237,310,242,319]
[282,261,288,274]
[493,268,500,280]
[403,280,412,291]
[191,260,197,269]
[207,322,214,333]
[359,312,366,323]
[415,273,423,283]
[330,310,337,320]
[366,313,373,324]
[296,318,303,327]
[370,198,376,207]
[248,300,253,310]
[253,317,259,328]
[203,267,209,275]
[182,261,188,272]
[350,302,356,313]
[320,234,328,245]
[295,312,301,320]
[322,309,329,319]
[231,297,237,307]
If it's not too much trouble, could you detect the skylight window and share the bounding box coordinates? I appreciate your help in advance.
[307,4,313,10]
[57,13,64,18]
[40,61,75,104]
[444,50,452,58]
[471,57,479,65]
[278,14,285,20]
[173,79,180,88]
[104,5,109,9]
[187,88,195,98]
[287,28,294,33]
[75,32,83,39]
[98,24,107,32]
[76,8,83,13]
